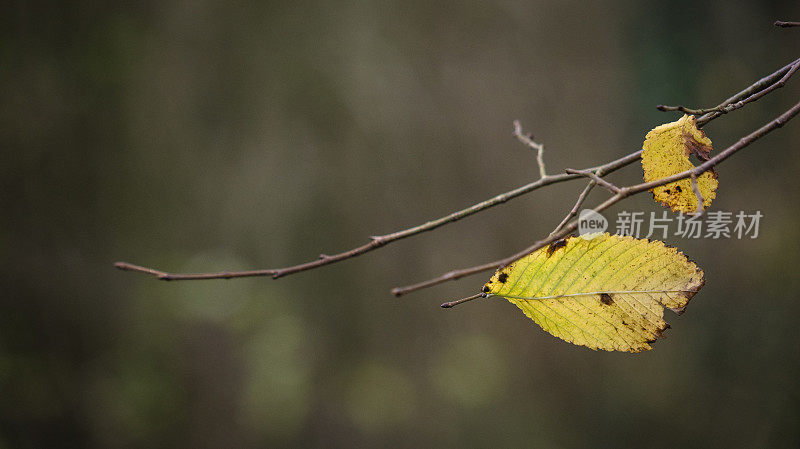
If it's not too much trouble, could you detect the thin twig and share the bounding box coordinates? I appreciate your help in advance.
[690,173,705,216]
[401,99,800,298]
[774,21,800,28]
[513,120,547,178]
[656,105,723,115]
[718,61,800,115]
[564,168,620,194]
[551,180,596,235]
[696,58,800,126]
[441,292,487,308]
[657,59,800,123]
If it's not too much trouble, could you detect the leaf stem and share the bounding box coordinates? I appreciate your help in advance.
[441,292,487,308]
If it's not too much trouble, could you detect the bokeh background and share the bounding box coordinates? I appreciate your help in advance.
[3,1,800,447]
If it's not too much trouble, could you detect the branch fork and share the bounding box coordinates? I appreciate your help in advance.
[564,168,621,194]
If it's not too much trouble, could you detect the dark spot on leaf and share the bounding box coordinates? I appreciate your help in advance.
[600,293,614,305]
[675,185,682,193]
[665,189,671,194]
[482,285,490,293]
[498,273,508,283]
[546,238,567,256]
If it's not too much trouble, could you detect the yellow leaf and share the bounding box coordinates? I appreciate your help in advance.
[483,233,704,352]
[641,114,718,213]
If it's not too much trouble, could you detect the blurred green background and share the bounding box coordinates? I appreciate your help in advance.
[3,1,800,447]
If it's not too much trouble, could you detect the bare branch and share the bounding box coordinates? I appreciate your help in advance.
[513,120,547,178]
[696,58,800,126]
[719,61,800,111]
[657,58,800,124]
[115,141,642,281]
[113,262,275,280]
[394,99,800,296]
[774,20,800,28]
[656,105,723,115]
